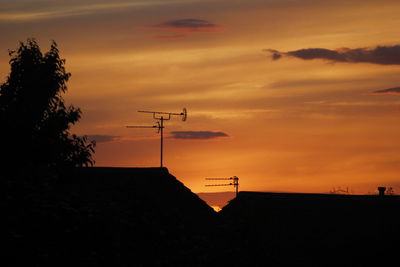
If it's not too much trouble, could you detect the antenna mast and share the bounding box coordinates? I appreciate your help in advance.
[205,176,239,196]
[127,108,187,168]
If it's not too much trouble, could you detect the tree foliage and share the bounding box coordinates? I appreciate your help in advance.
[0,39,95,174]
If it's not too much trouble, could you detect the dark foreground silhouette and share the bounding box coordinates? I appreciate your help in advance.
[220,191,400,266]
[4,168,400,266]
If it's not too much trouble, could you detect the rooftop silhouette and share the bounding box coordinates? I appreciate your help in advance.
[5,167,400,266]
[218,191,400,266]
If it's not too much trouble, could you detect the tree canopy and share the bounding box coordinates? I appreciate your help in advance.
[0,39,95,175]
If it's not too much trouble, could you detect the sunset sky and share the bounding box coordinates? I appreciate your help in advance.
[2,0,400,194]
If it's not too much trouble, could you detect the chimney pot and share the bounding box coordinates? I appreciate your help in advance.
[378,187,386,196]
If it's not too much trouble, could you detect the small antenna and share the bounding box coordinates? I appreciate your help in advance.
[126,108,187,168]
[205,176,239,196]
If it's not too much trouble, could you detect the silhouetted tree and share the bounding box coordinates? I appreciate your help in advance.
[0,39,95,176]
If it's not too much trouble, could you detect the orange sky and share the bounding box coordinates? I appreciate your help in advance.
[1,0,400,194]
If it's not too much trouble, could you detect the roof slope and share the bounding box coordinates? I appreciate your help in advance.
[67,167,216,265]
[69,167,214,220]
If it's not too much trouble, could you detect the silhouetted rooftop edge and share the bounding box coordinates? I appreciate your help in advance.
[67,166,215,216]
[237,191,400,199]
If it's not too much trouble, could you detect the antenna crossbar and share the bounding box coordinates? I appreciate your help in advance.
[139,110,183,116]
[138,108,187,122]
[205,183,233,187]
[126,126,158,128]
[206,178,234,180]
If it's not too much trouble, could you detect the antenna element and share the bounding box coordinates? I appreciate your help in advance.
[205,176,239,196]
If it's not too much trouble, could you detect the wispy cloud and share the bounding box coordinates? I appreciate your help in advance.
[265,45,400,65]
[139,18,225,39]
[368,87,400,95]
[86,134,120,143]
[170,131,229,140]
[0,1,191,22]
[151,19,222,33]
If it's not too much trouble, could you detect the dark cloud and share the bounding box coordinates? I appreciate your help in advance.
[265,45,400,65]
[170,131,229,140]
[368,87,400,95]
[86,135,120,143]
[160,18,217,29]
[138,18,224,37]
[264,49,283,60]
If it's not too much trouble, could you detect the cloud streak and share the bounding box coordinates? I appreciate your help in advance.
[368,87,400,95]
[139,18,224,39]
[86,134,120,143]
[161,19,220,31]
[0,1,193,22]
[170,131,229,140]
[266,45,400,65]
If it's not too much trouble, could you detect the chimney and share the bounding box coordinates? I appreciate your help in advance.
[378,187,386,196]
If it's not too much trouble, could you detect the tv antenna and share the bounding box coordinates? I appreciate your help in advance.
[126,108,187,168]
[205,176,239,196]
